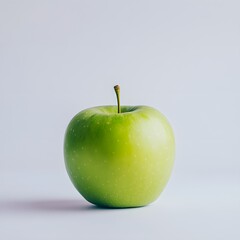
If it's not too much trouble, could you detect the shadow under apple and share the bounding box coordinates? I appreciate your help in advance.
[0,198,140,213]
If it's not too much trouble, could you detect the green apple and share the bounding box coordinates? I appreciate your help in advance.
[64,85,175,208]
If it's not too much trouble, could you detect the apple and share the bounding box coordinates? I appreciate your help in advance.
[64,85,175,208]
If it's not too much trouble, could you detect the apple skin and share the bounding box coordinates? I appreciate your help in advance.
[64,105,175,208]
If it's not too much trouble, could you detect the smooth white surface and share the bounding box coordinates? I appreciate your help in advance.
[1,171,240,239]
[1,0,240,239]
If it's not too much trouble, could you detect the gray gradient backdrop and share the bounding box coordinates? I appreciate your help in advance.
[1,0,240,239]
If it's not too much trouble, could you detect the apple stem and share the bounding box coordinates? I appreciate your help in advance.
[114,85,121,113]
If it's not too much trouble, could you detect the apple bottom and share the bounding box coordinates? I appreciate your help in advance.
[69,159,174,208]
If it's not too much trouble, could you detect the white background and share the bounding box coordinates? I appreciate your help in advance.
[1,0,240,239]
